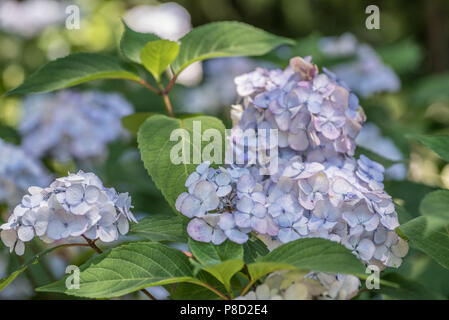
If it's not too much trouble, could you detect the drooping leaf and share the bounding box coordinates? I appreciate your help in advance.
[137,114,225,211]
[121,112,154,135]
[399,216,449,270]
[140,40,179,81]
[379,273,445,300]
[247,238,365,283]
[37,242,200,298]
[420,190,449,220]
[129,213,187,242]
[120,22,160,63]
[5,53,141,95]
[171,21,294,74]
[408,134,449,162]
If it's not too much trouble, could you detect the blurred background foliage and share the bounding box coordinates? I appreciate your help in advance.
[0,0,448,299]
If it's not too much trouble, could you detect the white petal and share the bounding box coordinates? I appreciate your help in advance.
[65,184,85,206]
[17,226,34,242]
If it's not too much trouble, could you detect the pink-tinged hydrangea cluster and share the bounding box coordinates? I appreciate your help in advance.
[175,56,408,273]
[19,90,133,162]
[0,171,136,255]
[0,138,51,207]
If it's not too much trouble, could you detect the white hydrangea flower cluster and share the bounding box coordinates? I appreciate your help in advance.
[19,90,133,162]
[236,270,360,300]
[0,171,136,255]
[0,138,51,207]
[319,34,400,98]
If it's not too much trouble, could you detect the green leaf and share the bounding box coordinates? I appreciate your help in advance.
[37,241,200,298]
[129,213,187,242]
[121,112,154,135]
[200,259,244,293]
[243,236,269,264]
[399,216,449,270]
[188,239,244,265]
[170,270,228,300]
[379,273,445,300]
[247,238,365,283]
[420,190,449,220]
[188,239,244,293]
[171,21,294,74]
[0,267,27,291]
[0,243,72,292]
[6,53,141,95]
[408,134,449,162]
[137,114,225,211]
[140,40,179,81]
[120,22,160,63]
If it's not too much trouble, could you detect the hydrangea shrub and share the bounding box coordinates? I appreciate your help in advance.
[0,19,447,301]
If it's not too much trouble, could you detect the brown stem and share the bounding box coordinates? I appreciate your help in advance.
[81,235,156,300]
[136,79,162,95]
[164,74,178,94]
[162,93,175,117]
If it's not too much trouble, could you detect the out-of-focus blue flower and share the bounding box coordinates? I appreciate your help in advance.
[19,90,133,162]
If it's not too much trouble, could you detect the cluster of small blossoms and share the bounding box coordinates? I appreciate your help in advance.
[236,270,359,300]
[176,56,408,299]
[229,56,366,166]
[19,90,133,162]
[0,171,136,255]
[0,138,51,207]
[319,34,400,98]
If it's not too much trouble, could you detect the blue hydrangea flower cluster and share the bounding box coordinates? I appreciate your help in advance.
[0,138,51,207]
[19,90,133,162]
[0,171,136,255]
[176,56,408,271]
[319,34,400,97]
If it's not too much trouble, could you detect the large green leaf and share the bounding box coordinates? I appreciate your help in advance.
[420,190,449,220]
[6,53,141,95]
[171,21,294,74]
[37,242,200,298]
[140,40,179,81]
[408,134,449,162]
[188,239,244,265]
[129,213,187,242]
[399,216,449,270]
[379,273,445,300]
[137,114,225,211]
[247,238,365,283]
[120,22,159,63]
[200,259,244,294]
